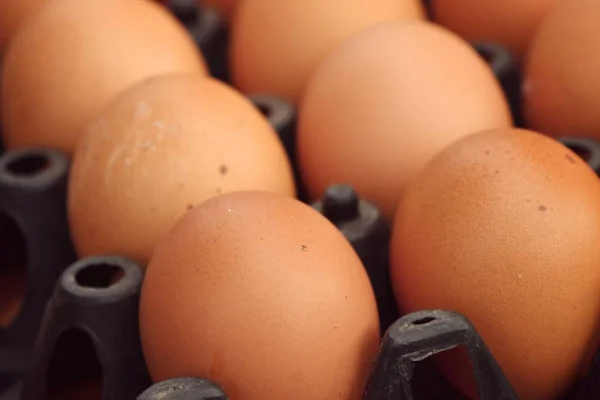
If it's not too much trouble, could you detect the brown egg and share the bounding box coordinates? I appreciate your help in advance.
[431,0,558,59]
[523,0,600,139]
[140,190,380,400]
[0,0,46,53]
[298,20,512,220]
[229,0,424,103]
[390,127,600,400]
[68,74,295,266]
[1,0,207,154]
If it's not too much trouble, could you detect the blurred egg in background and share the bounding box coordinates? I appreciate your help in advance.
[1,0,207,154]
[229,0,424,102]
[298,20,512,220]
[430,0,558,59]
[523,0,600,140]
[0,0,46,54]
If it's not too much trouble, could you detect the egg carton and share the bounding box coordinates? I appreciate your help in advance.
[0,148,76,393]
[1,1,600,399]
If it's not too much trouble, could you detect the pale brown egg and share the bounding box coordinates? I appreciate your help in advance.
[298,20,512,220]
[390,127,600,400]
[1,0,207,154]
[140,190,380,400]
[0,0,46,54]
[523,0,600,139]
[68,74,295,266]
[229,0,424,103]
[431,0,558,59]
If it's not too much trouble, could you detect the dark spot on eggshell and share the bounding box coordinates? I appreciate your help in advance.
[187,204,194,211]
[219,165,228,175]
[494,170,499,174]
[485,150,490,155]
[565,154,577,164]
[538,205,547,212]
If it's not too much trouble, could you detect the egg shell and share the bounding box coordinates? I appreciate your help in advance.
[523,0,600,139]
[229,0,424,102]
[390,127,600,400]
[68,74,295,266]
[431,0,558,59]
[1,0,207,154]
[298,20,512,220]
[0,0,46,53]
[140,190,381,400]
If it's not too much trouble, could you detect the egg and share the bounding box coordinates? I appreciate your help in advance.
[1,0,207,154]
[523,0,600,139]
[298,20,512,220]
[390,127,600,400]
[0,0,46,53]
[68,74,295,266]
[229,0,424,102]
[430,0,558,59]
[140,190,380,400]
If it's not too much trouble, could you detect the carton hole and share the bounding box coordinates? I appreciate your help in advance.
[0,211,27,329]
[75,263,125,289]
[412,316,436,326]
[47,328,103,400]
[6,153,50,177]
[414,346,479,400]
